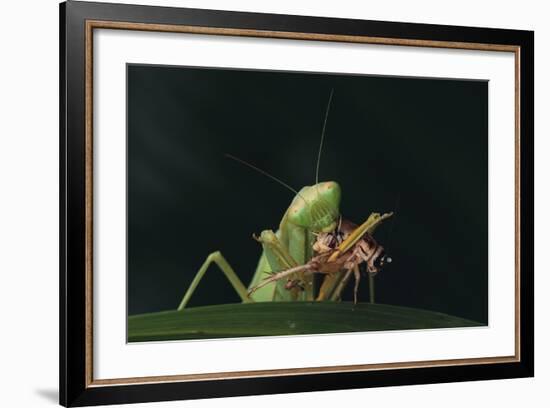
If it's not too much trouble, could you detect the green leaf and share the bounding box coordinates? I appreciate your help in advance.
[128,302,483,342]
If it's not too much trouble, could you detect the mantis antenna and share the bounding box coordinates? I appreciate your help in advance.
[315,88,334,184]
[225,153,309,204]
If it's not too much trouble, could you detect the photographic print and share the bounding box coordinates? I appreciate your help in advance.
[60,4,533,404]
[126,64,488,342]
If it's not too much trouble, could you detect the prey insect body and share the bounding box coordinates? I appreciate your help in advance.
[249,213,393,304]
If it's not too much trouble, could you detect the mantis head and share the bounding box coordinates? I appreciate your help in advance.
[288,181,341,233]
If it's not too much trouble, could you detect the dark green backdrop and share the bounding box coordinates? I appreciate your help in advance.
[127,64,488,324]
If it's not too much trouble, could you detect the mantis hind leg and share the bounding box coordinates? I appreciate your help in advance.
[177,251,251,311]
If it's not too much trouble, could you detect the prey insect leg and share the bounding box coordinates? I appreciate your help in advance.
[353,265,361,305]
[248,264,315,295]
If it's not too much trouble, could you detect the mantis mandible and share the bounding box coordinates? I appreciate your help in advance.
[177,90,393,310]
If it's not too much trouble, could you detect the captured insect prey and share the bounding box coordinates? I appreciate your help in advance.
[249,214,393,305]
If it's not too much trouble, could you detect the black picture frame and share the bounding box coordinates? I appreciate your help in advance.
[60,1,534,406]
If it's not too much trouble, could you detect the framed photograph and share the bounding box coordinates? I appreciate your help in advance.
[60,1,534,406]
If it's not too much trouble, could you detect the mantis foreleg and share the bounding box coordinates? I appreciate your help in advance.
[253,230,312,301]
[177,251,251,311]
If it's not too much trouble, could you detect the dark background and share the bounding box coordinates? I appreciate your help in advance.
[127,64,488,324]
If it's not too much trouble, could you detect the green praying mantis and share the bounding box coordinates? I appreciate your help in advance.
[178,90,393,311]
